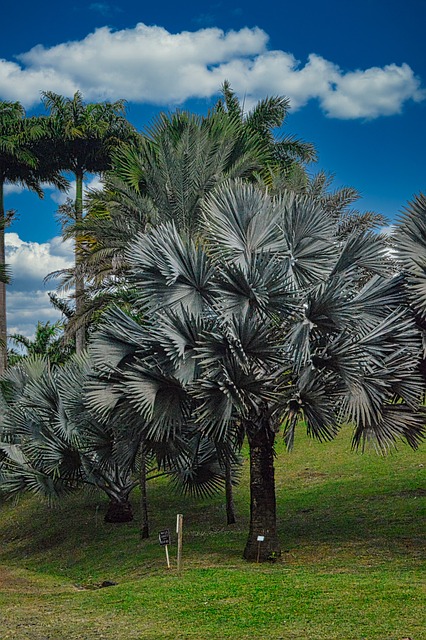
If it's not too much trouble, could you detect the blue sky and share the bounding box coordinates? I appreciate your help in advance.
[2,0,425,337]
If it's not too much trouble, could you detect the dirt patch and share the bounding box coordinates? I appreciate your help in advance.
[0,567,39,592]
[368,488,426,501]
[296,469,328,480]
[0,565,70,594]
[396,488,426,498]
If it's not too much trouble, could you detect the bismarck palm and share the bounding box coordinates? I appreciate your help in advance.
[88,180,425,561]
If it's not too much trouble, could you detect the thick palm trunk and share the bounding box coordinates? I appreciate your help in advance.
[104,498,133,523]
[74,171,85,354]
[139,449,149,539]
[0,181,7,375]
[243,420,281,562]
[225,457,236,525]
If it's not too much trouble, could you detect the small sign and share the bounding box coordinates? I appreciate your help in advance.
[159,529,171,546]
[257,535,265,542]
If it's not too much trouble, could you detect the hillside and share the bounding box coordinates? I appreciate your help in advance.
[0,428,424,640]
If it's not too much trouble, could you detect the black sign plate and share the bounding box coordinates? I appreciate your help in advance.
[159,529,171,546]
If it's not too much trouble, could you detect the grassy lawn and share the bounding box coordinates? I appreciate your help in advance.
[0,427,424,639]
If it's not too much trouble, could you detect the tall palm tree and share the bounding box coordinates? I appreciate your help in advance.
[0,216,11,286]
[41,92,136,354]
[87,180,425,561]
[51,107,271,342]
[0,102,66,375]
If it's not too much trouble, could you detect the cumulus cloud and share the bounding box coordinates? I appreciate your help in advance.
[5,233,73,291]
[7,290,64,339]
[0,57,78,105]
[50,175,103,206]
[320,62,424,119]
[0,23,422,119]
[4,183,25,196]
[5,233,74,338]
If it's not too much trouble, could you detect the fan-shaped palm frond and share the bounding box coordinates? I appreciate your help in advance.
[168,432,240,500]
[127,222,214,315]
[87,178,424,561]
[395,193,426,317]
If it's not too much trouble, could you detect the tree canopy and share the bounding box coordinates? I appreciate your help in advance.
[86,180,425,560]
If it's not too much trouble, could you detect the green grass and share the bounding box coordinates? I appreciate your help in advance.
[0,427,424,639]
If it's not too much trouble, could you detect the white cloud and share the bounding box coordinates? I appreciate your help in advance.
[0,57,78,105]
[0,23,422,119]
[7,290,63,339]
[50,175,103,206]
[320,63,424,119]
[5,233,73,291]
[5,233,74,338]
[380,224,396,236]
[4,183,25,196]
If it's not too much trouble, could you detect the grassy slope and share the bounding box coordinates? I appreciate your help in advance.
[0,427,424,640]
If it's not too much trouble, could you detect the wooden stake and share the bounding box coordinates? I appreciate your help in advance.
[176,513,183,572]
[165,544,170,569]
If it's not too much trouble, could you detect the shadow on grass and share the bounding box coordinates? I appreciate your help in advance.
[0,430,424,578]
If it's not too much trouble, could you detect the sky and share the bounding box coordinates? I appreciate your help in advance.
[2,0,426,339]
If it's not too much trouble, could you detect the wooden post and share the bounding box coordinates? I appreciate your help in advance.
[176,514,183,572]
[165,544,170,569]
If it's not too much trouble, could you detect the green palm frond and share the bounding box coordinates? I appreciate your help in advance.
[274,136,317,164]
[0,263,11,284]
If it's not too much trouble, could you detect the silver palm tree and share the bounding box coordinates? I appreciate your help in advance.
[0,354,235,528]
[87,180,425,561]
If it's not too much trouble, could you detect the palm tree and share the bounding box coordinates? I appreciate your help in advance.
[394,193,426,380]
[216,81,317,185]
[0,102,66,375]
[0,355,137,519]
[7,320,73,366]
[290,170,388,238]
[0,216,11,286]
[87,180,425,561]
[41,92,136,354]
[50,107,271,343]
[0,354,235,527]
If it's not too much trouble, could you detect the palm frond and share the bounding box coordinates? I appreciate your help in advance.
[126,222,214,315]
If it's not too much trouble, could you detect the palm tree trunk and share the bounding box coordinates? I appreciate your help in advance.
[104,498,133,523]
[0,181,7,375]
[243,420,281,562]
[74,170,85,354]
[139,449,149,539]
[225,457,236,525]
